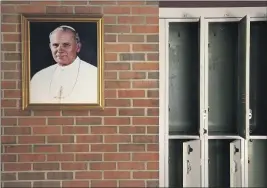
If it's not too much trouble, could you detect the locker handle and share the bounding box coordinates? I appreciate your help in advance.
[187,145,193,154]
[234,145,239,154]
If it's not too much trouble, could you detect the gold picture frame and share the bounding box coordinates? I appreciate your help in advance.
[21,14,104,110]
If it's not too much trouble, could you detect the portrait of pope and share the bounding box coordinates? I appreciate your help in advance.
[29,24,98,104]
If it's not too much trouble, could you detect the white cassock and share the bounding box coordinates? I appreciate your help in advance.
[30,56,98,104]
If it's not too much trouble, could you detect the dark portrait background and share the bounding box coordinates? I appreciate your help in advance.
[29,22,98,78]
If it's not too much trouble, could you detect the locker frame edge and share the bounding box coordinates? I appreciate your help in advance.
[159,6,267,187]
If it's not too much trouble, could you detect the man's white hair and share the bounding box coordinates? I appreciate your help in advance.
[49,25,81,43]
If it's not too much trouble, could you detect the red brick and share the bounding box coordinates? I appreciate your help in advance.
[46,6,73,13]
[133,44,159,52]
[104,171,130,179]
[104,153,130,161]
[1,99,17,107]
[105,99,131,107]
[118,35,145,42]
[2,136,16,144]
[103,7,130,14]
[4,163,31,171]
[104,135,131,143]
[133,99,159,107]
[119,180,145,187]
[62,144,89,153]
[133,117,159,125]
[90,108,117,116]
[132,153,159,161]
[62,181,89,188]
[91,126,117,134]
[33,110,61,116]
[33,126,61,135]
[34,145,60,153]
[18,154,46,162]
[61,1,87,5]
[74,6,102,14]
[105,44,130,52]
[119,126,146,134]
[147,144,158,151]
[18,136,45,144]
[132,81,159,88]
[76,117,102,125]
[47,117,74,125]
[1,5,16,13]
[4,127,28,136]
[1,24,17,32]
[91,180,117,187]
[61,110,89,116]
[1,80,17,89]
[4,145,32,153]
[47,154,74,161]
[133,171,159,179]
[105,53,117,61]
[1,118,17,126]
[75,171,102,179]
[17,5,46,13]
[132,25,159,33]
[118,16,145,24]
[76,135,103,143]
[33,163,59,171]
[105,81,131,89]
[119,144,146,152]
[3,34,20,42]
[61,162,88,170]
[118,90,145,98]
[119,108,145,116]
[117,162,145,170]
[132,7,158,15]
[62,126,89,134]
[47,135,74,143]
[132,62,159,70]
[105,63,130,70]
[91,144,117,152]
[76,153,102,161]
[104,117,131,125]
[90,162,116,170]
[2,154,17,162]
[18,118,46,126]
[119,72,146,79]
[105,90,117,98]
[103,16,117,24]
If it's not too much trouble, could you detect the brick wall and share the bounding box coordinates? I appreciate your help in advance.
[1,1,159,187]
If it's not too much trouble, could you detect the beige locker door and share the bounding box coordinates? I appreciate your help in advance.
[230,139,244,187]
[183,140,201,187]
[237,15,250,139]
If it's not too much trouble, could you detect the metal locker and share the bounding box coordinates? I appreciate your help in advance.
[249,20,267,136]
[168,21,200,136]
[164,12,267,188]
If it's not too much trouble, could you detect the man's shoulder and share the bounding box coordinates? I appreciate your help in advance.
[80,60,97,72]
[31,64,57,81]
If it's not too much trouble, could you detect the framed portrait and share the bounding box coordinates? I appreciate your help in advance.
[21,14,104,110]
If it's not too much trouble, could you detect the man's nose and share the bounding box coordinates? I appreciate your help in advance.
[57,45,64,51]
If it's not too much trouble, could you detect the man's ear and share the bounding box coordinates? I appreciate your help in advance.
[77,43,82,53]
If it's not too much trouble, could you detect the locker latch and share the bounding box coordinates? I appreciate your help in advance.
[249,109,252,120]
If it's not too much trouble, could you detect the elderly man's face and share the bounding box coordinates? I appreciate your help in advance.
[49,29,81,66]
